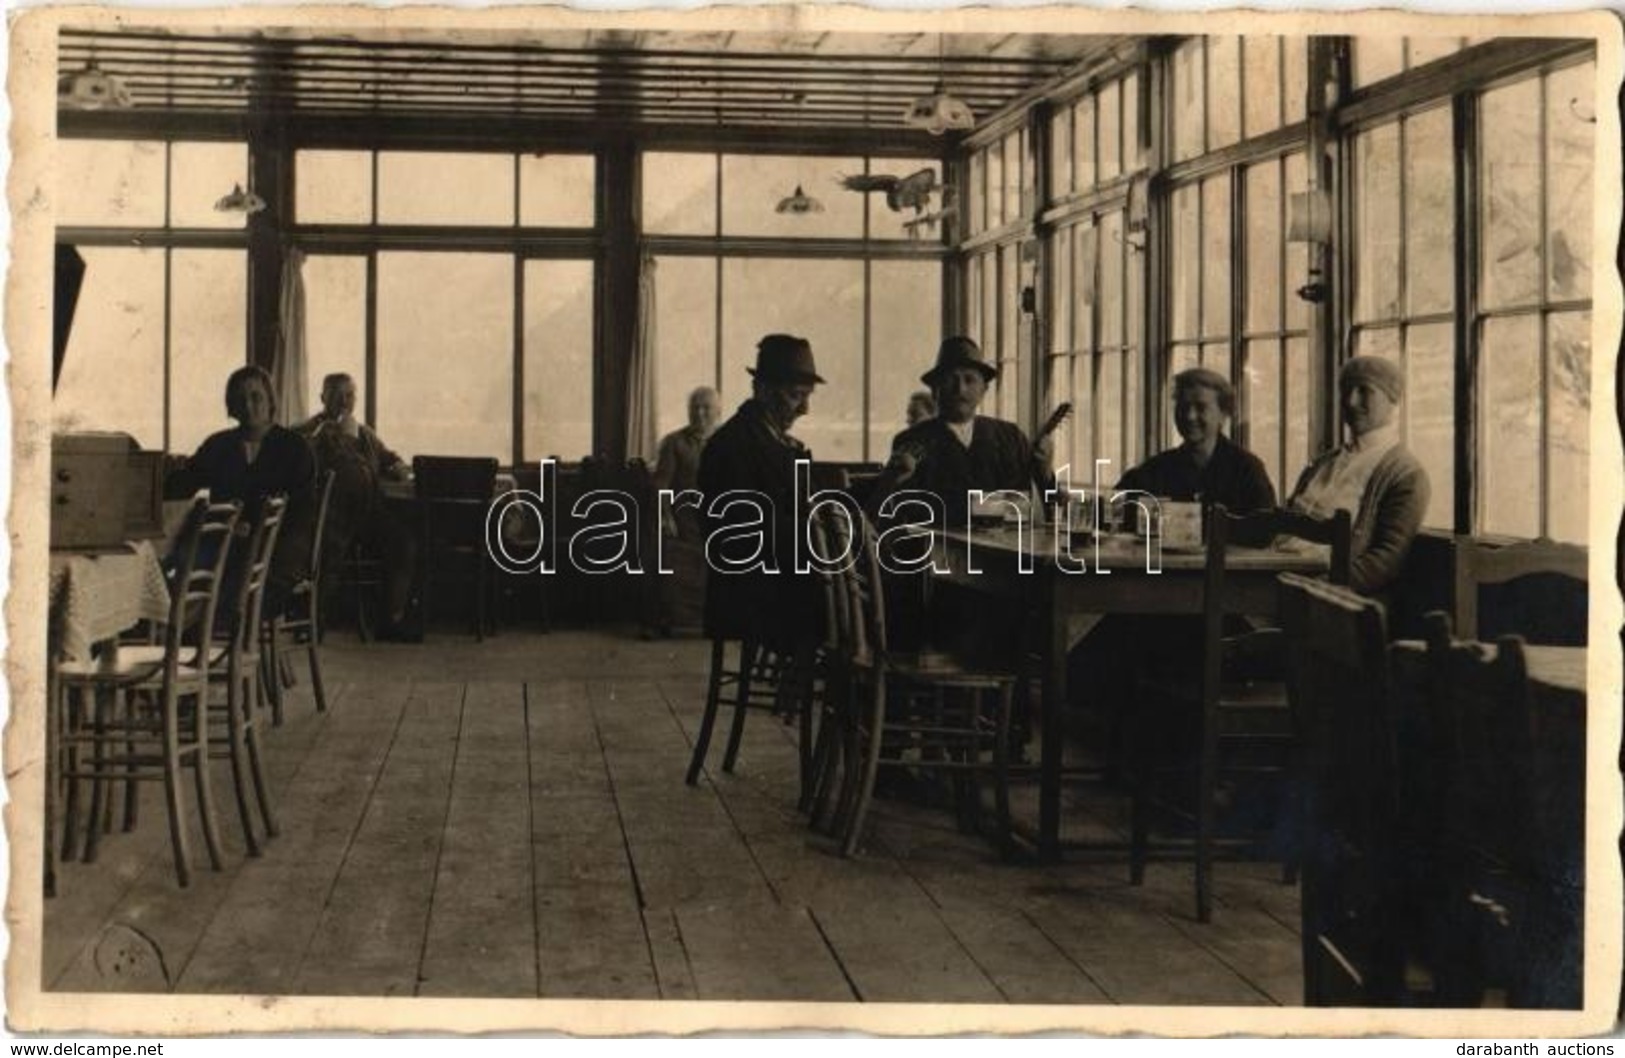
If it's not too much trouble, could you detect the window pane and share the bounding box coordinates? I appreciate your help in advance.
[1171,183,1200,340]
[376,252,513,458]
[1478,314,1541,538]
[1202,174,1231,338]
[1000,243,1021,419]
[519,153,595,228]
[720,258,864,461]
[1406,36,1463,69]
[1283,153,1311,333]
[1098,79,1121,183]
[643,152,717,236]
[56,139,165,228]
[1282,37,1308,125]
[296,150,372,224]
[1099,213,1123,348]
[1547,311,1590,543]
[1547,61,1596,302]
[1077,224,1097,353]
[1123,345,1142,469]
[1050,227,1073,354]
[377,152,514,226]
[1019,128,1035,219]
[1123,72,1144,172]
[169,250,247,452]
[1243,37,1282,139]
[1479,77,1542,310]
[870,260,942,460]
[1074,96,1097,191]
[1097,352,1122,478]
[1202,343,1232,384]
[1245,160,1282,334]
[1002,133,1022,225]
[652,256,717,441]
[721,154,863,239]
[170,142,249,229]
[302,255,368,415]
[1405,106,1455,317]
[1406,322,1454,529]
[1354,122,1401,322]
[1050,106,1073,199]
[52,247,165,447]
[980,250,998,360]
[988,142,1006,229]
[1285,336,1310,482]
[1172,39,1204,162]
[1245,339,1282,494]
[523,260,594,462]
[969,150,986,236]
[1071,351,1094,476]
[1354,325,1400,363]
[1207,36,1242,151]
[966,253,984,352]
[1352,37,1405,88]
[868,159,944,241]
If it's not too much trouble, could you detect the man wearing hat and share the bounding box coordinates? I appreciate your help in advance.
[872,335,1052,524]
[1286,354,1430,596]
[696,333,825,649]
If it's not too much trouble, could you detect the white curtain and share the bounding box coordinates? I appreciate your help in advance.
[275,247,309,426]
[626,253,659,461]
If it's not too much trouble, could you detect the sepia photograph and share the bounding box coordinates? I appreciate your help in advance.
[5,2,1621,1037]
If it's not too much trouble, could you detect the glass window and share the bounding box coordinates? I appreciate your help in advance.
[869,260,941,459]
[523,259,595,461]
[377,151,514,226]
[1546,61,1596,302]
[375,251,514,458]
[652,256,718,441]
[1074,95,1097,191]
[51,247,165,448]
[1405,106,1455,317]
[1478,314,1541,538]
[169,250,248,453]
[1547,310,1590,543]
[720,257,865,461]
[1354,122,1402,322]
[1283,37,1308,125]
[1201,174,1232,339]
[302,255,369,415]
[1098,79,1122,183]
[1050,105,1074,199]
[296,150,372,224]
[1207,36,1243,151]
[1352,37,1405,88]
[721,154,863,239]
[1245,161,1282,335]
[1406,321,1454,529]
[1243,37,1282,139]
[1407,37,1465,69]
[519,153,596,228]
[1173,40,1205,162]
[1123,72,1144,173]
[968,150,986,236]
[55,139,166,228]
[1245,338,1283,490]
[170,142,249,229]
[1170,183,1200,340]
[1479,78,1542,310]
[643,152,717,236]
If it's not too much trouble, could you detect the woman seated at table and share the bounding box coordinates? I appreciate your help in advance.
[168,364,316,613]
[1117,367,1276,513]
[1285,355,1431,600]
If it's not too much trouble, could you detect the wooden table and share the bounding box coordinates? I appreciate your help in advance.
[935,524,1327,861]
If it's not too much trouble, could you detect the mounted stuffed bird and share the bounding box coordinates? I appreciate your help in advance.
[839,167,941,214]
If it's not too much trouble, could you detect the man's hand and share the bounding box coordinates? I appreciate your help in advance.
[886,442,924,485]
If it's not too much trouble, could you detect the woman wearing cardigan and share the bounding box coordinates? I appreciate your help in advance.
[1286,355,1431,597]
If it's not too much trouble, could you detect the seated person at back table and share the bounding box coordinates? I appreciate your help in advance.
[645,385,721,638]
[1116,367,1275,514]
[1285,354,1431,601]
[302,371,420,640]
[168,364,316,614]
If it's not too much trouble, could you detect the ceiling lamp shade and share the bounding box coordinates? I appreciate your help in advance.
[775,185,824,215]
[57,65,133,110]
[903,83,975,135]
[214,183,267,215]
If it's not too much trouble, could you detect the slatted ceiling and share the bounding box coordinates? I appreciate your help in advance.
[59,25,1112,132]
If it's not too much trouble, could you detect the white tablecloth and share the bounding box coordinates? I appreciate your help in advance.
[48,541,170,661]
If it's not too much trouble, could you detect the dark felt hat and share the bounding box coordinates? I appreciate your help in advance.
[747,333,824,385]
[921,336,998,386]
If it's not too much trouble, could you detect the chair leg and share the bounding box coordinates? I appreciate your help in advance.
[121,689,140,833]
[306,640,329,714]
[82,687,111,864]
[161,712,192,889]
[685,639,727,786]
[841,678,888,858]
[1129,714,1150,887]
[1195,728,1218,924]
[721,642,756,774]
[245,720,279,838]
[45,674,61,897]
[190,719,225,872]
[226,674,260,857]
[795,661,816,811]
[60,686,83,864]
[992,682,1015,859]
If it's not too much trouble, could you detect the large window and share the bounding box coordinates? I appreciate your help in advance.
[643,151,944,461]
[53,140,251,452]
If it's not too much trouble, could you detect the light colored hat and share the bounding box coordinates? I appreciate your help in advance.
[1339,355,1404,403]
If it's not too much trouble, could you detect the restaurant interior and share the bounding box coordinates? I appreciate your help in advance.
[36,12,1609,1021]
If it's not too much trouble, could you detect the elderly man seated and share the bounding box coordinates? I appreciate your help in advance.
[1286,354,1431,600]
[301,372,419,641]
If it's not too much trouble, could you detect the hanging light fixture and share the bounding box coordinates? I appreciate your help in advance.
[775,184,824,215]
[214,183,267,215]
[57,63,133,110]
[903,35,975,135]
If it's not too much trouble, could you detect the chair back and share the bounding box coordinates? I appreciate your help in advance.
[1452,535,1587,645]
[821,505,886,668]
[1278,571,1404,1004]
[229,496,287,662]
[165,499,241,682]
[306,469,336,585]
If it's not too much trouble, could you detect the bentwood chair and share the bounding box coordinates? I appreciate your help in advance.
[1278,572,1412,1006]
[263,471,334,724]
[52,498,238,888]
[1130,504,1351,924]
[413,456,499,639]
[820,506,1017,858]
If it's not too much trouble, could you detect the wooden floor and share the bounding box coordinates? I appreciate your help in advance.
[42,629,1303,1004]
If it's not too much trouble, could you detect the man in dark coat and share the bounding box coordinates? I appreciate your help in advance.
[697,334,824,651]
